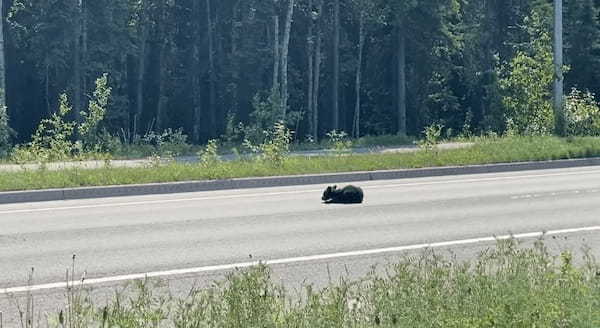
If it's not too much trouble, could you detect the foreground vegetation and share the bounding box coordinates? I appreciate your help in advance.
[12,239,600,327]
[1,136,600,192]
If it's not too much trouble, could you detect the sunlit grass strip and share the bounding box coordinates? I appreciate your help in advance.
[2,136,600,192]
[38,240,600,327]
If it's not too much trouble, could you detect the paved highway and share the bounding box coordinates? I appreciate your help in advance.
[1,166,600,322]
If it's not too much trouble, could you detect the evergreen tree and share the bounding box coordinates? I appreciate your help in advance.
[565,0,600,96]
[2,0,600,147]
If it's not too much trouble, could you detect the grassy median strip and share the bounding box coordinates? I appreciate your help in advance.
[18,240,600,327]
[2,136,600,192]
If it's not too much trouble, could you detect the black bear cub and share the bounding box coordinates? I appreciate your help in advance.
[322,185,364,204]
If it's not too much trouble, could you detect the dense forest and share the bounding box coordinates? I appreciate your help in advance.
[2,0,600,148]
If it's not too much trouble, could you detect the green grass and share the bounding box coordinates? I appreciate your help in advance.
[105,134,416,159]
[22,240,600,327]
[287,133,417,151]
[2,136,600,192]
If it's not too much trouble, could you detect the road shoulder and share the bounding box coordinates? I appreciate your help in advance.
[2,157,600,204]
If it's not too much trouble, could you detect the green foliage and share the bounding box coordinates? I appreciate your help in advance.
[418,123,444,151]
[222,111,246,144]
[326,130,353,155]
[6,136,600,192]
[353,134,414,147]
[499,11,555,136]
[11,94,77,163]
[87,280,170,328]
[9,74,116,163]
[565,88,600,136]
[565,0,600,97]
[141,128,192,157]
[243,93,284,144]
[244,121,293,167]
[0,102,12,158]
[243,93,303,146]
[22,241,600,327]
[219,265,286,327]
[7,0,600,149]
[79,74,111,151]
[198,139,220,168]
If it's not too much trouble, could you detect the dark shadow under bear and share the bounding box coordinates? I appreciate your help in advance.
[322,185,364,204]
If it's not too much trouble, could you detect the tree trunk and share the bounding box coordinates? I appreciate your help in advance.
[215,14,227,134]
[0,0,4,109]
[482,0,496,122]
[73,0,83,122]
[206,0,216,138]
[280,0,295,119]
[272,2,280,98]
[135,6,148,136]
[307,0,314,137]
[156,0,167,131]
[82,0,88,109]
[45,58,50,115]
[332,0,340,131]
[353,10,365,138]
[156,60,166,131]
[192,0,202,142]
[227,0,241,126]
[397,21,407,136]
[231,0,241,57]
[312,0,323,141]
[553,0,565,135]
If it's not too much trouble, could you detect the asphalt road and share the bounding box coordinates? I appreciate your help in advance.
[1,166,600,323]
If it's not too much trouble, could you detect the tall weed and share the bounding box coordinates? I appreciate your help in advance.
[12,240,598,327]
[244,121,292,167]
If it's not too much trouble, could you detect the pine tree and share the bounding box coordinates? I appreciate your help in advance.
[565,0,600,95]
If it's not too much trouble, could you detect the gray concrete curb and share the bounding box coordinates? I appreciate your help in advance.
[2,157,600,204]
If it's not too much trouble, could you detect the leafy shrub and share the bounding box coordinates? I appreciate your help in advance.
[141,128,192,156]
[10,74,114,163]
[30,240,600,327]
[221,111,246,144]
[11,93,77,163]
[243,92,303,146]
[418,123,443,151]
[326,130,352,155]
[244,121,292,166]
[241,93,283,144]
[79,73,111,152]
[0,102,12,158]
[95,129,123,155]
[499,11,554,136]
[565,88,600,136]
[198,139,220,168]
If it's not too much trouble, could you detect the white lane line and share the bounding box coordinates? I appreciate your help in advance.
[509,189,600,200]
[0,190,317,215]
[3,168,600,215]
[2,225,599,295]
[365,168,600,190]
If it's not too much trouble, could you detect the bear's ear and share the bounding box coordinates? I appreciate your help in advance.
[333,185,338,190]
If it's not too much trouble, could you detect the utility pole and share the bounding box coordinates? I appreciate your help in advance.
[554,0,565,135]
